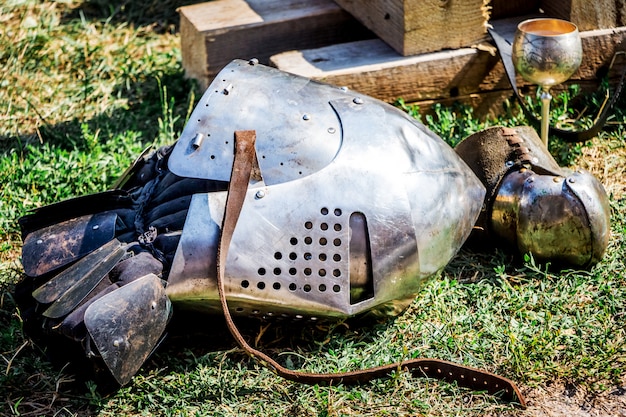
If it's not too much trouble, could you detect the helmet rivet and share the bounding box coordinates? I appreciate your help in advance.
[328,127,336,134]
[527,177,534,183]
[192,132,204,149]
[340,86,349,92]
[519,167,527,173]
[553,177,562,183]
[255,190,266,199]
[92,224,99,230]
[302,114,310,121]
[353,97,363,105]
[568,177,576,184]
[505,161,514,167]
[248,58,259,65]
[36,239,43,245]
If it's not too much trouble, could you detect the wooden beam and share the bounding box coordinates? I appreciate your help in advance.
[541,0,618,31]
[178,0,373,90]
[271,39,500,104]
[333,0,490,56]
[270,20,626,117]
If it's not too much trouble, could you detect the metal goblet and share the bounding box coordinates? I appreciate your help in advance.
[512,18,583,146]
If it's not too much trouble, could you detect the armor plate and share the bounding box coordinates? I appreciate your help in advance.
[166,60,486,319]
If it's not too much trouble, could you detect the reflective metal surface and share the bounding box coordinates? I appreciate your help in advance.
[169,59,343,186]
[492,168,610,267]
[512,18,582,87]
[512,18,583,145]
[167,62,485,319]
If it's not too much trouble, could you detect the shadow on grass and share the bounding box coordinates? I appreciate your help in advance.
[59,0,207,32]
[0,70,199,155]
[1,282,398,416]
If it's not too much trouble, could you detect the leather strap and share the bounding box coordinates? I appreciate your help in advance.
[489,27,626,143]
[216,130,526,408]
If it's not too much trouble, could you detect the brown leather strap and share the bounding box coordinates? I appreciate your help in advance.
[217,130,527,408]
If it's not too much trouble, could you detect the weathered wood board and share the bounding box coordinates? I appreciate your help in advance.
[270,19,626,116]
[332,0,491,56]
[179,0,626,116]
[490,0,620,29]
[179,0,373,90]
[541,0,619,31]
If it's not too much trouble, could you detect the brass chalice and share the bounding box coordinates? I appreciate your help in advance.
[512,18,583,146]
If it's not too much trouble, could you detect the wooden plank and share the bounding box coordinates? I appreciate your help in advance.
[540,0,618,31]
[488,0,620,27]
[333,0,490,56]
[271,39,500,104]
[179,0,373,90]
[270,20,626,117]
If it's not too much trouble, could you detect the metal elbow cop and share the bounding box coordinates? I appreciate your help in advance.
[17,59,485,385]
[456,126,611,268]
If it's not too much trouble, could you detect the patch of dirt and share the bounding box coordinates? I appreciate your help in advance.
[520,381,626,417]
[577,136,626,200]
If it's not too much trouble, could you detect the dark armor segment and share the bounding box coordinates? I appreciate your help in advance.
[85,274,171,385]
[22,212,117,277]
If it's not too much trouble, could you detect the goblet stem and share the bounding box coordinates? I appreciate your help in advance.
[540,88,552,147]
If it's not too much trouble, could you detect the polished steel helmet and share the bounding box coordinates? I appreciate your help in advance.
[17,59,485,385]
[165,59,486,319]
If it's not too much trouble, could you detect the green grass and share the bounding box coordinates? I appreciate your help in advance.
[1,1,625,416]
